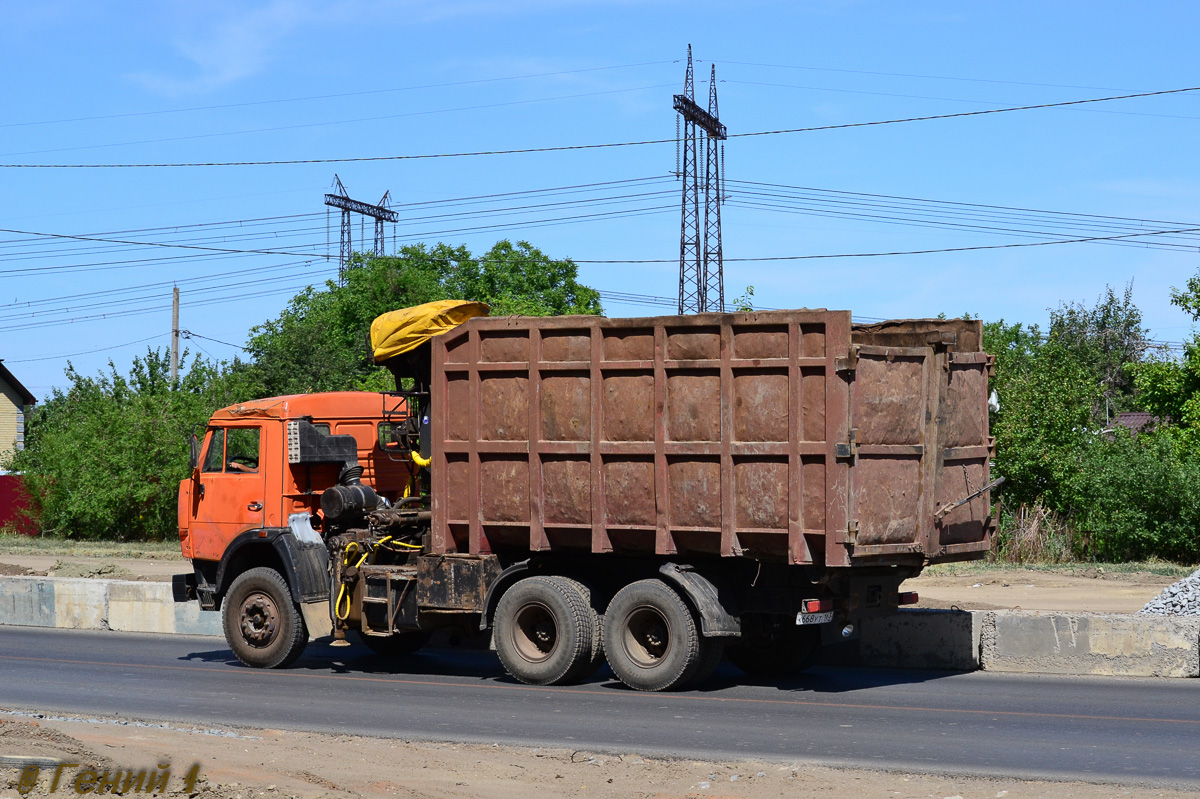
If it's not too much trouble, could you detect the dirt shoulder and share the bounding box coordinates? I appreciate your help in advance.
[1,713,1195,799]
[0,538,183,582]
[908,565,1183,614]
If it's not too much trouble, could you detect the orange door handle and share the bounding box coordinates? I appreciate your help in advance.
[247,502,263,511]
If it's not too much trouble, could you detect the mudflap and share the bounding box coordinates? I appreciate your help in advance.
[300,600,332,641]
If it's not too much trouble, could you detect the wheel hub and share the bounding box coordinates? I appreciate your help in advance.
[512,602,558,663]
[623,606,671,667]
[239,591,279,647]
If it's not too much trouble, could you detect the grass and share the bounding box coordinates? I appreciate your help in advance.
[0,535,183,560]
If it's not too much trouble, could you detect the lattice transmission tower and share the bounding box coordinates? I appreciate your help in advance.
[325,174,398,284]
[674,45,727,314]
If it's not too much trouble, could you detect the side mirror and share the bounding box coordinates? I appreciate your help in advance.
[189,434,201,470]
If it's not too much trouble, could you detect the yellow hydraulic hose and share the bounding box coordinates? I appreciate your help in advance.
[335,543,370,621]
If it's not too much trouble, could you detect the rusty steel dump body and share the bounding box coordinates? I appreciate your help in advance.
[429,309,993,570]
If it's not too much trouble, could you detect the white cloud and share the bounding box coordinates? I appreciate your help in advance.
[127,0,672,96]
[128,1,320,96]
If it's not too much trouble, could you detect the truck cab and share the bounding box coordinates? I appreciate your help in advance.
[178,391,415,665]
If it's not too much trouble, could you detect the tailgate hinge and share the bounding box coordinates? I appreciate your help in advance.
[835,344,860,373]
[835,428,858,461]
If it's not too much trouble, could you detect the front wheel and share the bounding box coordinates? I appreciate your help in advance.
[222,567,308,669]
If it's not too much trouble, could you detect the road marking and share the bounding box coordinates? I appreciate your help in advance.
[1,652,1197,728]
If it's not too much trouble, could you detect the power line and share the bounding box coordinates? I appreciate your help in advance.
[724,79,1200,123]
[0,195,678,277]
[717,180,1200,252]
[726,179,1200,229]
[0,211,324,249]
[2,82,677,159]
[574,224,1200,263]
[724,198,1200,253]
[0,276,336,332]
[4,334,167,363]
[4,85,1197,169]
[0,267,328,321]
[715,59,1123,93]
[0,177,671,262]
[730,85,1200,139]
[0,177,669,256]
[180,330,248,352]
[0,226,315,258]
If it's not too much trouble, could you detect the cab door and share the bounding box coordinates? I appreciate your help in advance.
[190,425,266,561]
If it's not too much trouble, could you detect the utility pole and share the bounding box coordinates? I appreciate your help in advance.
[674,45,727,314]
[324,175,399,285]
[170,286,180,383]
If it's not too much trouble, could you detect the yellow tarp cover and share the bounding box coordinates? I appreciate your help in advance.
[370,299,490,362]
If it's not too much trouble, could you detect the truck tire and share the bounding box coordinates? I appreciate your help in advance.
[603,579,704,692]
[727,619,821,677]
[551,576,605,682]
[358,630,432,658]
[222,567,308,669]
[493,576,600,686]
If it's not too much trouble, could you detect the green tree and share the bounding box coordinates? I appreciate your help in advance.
[983,318,1043,397]
[9,350,253,539]
[245,240,602,397]
[1048,283,1148,419]
[1131,267,1200,445]
[990,339,1102,512]
[1076,428,1200,562]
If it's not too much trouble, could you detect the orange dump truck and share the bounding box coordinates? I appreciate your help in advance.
[176,302,996,690]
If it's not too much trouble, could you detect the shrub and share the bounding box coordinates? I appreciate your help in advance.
[1075,429,1200,563]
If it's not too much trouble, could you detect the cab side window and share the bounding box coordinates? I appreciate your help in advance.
[201,427,261,474]
[202,429,226,473]
[226,428,260,473]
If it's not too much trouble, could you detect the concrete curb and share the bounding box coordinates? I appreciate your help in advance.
[1,576,1197,677]
[0,576,222,637]
[981,610,1200,677]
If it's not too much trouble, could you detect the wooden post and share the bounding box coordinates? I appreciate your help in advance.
[170,286,180,382]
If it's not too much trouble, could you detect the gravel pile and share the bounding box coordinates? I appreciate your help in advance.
[1138,568,1200,616]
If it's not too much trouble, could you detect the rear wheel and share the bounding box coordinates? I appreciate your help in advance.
[727,617,821,677]
[222,567,308,669]
[358,630,432,658]
[493,576,600,685]
[553,577,604,682]
[603,579,704,692]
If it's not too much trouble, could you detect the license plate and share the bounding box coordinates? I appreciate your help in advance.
[796,611,834,626]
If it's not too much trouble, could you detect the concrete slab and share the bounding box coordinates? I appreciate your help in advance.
[860,608,982,671]
[174,600,224,637]
[982,611,1200,677]
[107,581,176,634]
[0,577,56,627]
[52,578,107,629]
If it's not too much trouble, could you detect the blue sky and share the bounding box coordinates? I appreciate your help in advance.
[3,1,1200,398]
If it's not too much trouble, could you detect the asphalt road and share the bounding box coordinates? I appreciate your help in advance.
[0,627,1197,787]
